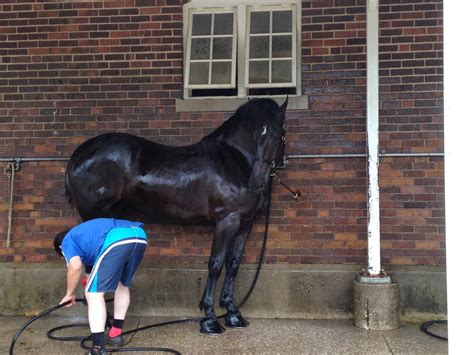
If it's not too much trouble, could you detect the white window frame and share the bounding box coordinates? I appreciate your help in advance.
[245,5,297,88]
[182,0,302,101]
[185,8,238,89]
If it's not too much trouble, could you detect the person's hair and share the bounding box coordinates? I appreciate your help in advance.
[53,230,69,257]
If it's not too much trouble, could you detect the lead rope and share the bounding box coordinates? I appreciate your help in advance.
[270,171,301,200]
[237,177,273,307]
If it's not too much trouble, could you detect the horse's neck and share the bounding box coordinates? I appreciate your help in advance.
[201,124,255,166]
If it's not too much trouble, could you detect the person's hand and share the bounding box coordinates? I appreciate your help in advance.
[59,294,76,307]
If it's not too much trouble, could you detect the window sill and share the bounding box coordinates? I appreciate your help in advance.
[175,95,308,112]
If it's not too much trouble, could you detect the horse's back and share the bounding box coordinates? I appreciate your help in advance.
[66,132,225,222]
[69,133,147,166]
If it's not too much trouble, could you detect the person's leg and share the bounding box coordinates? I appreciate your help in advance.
[109,282,129,338]
[114,281,130,319]
[108,242,146,341]
[85,291,106,351]
[89,242,132,347]
[85,264,111,328]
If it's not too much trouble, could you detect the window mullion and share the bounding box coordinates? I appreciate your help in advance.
[269,10,273,84]
[208,14,215,85]
[183,8,193,99]
[294,4,300,95]
[237,4,247,98]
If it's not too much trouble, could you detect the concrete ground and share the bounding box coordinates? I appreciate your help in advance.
[2,315,447,355]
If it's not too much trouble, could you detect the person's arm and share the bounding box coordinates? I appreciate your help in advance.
[59,256,83,307]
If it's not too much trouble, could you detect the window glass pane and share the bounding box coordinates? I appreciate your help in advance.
[249,36,269,59]
[272,35,292,58]
[272,11,292,33]
[192,14,212,35]
[191,38,210,60]
[211,62,232,84]
[213,37,233,59]
[189,62,209,84]
[249,61,269,84]
[250,12,270,34]
[214,13,233,35]
[271,60,292,83]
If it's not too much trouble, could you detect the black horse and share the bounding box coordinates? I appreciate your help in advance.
[64,98,288,334]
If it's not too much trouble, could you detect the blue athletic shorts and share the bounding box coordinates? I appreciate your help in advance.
[85,226,147,293]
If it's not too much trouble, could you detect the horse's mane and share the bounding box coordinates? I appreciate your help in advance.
[202,98,280,142]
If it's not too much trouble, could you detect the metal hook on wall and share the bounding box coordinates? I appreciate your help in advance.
[5,159,21,248]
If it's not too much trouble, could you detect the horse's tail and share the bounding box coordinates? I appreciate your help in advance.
[65,184,74,208]
[64,170,76,209]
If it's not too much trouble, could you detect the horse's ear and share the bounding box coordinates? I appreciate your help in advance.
[277,96,289,124]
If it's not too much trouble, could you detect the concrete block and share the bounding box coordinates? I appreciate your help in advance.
[0,263,444,322]
[353,280,400,330]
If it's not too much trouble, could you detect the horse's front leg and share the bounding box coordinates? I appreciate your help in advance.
[219,223,252,328]
[199,213,240,334]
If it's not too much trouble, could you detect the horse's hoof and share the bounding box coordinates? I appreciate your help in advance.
[200,318,226,335]
[224,312,250,328]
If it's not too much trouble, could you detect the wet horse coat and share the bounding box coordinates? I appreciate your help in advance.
[65,98,288,334]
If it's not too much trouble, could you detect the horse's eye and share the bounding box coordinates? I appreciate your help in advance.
[261,125,267,136]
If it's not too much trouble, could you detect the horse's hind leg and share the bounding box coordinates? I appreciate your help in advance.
[219,223,252,328]
[67,161,126,220]
[199,213,240,334]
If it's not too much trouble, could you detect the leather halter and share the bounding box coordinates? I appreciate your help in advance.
[253,133,286,171]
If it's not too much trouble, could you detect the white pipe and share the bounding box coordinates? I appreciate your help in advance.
[6,162,17,248]
[287,154,366,159]
[379,152,443,157]
[0,153,444,163]
[287,152,443,159]
[0,157,69,162]
[366,0,380,276]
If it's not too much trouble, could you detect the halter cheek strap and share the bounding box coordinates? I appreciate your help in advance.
[253,134,286,169]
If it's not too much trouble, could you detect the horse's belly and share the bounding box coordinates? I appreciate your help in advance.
[126,187,212,225]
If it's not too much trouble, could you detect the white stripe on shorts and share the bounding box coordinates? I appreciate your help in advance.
[85,239,147,292]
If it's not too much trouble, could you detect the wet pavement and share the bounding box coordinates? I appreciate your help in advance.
[2,315,448,354]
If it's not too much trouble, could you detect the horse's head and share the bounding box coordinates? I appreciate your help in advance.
[247,97,288,192]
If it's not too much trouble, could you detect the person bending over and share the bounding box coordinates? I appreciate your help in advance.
[54,218,147,355]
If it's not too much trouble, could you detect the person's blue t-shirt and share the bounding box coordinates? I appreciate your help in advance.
[61,218,143,265]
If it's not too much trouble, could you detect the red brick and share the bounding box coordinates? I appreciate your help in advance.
[0,0,444,266]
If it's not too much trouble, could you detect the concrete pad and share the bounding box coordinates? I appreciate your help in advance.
[2,316,448,354]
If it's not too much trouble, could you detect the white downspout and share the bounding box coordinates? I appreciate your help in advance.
[366,0,381,276]
[6,162,17,248]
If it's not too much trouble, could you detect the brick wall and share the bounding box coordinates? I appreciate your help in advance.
[379,0,444,265]
[0,0,444,266]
